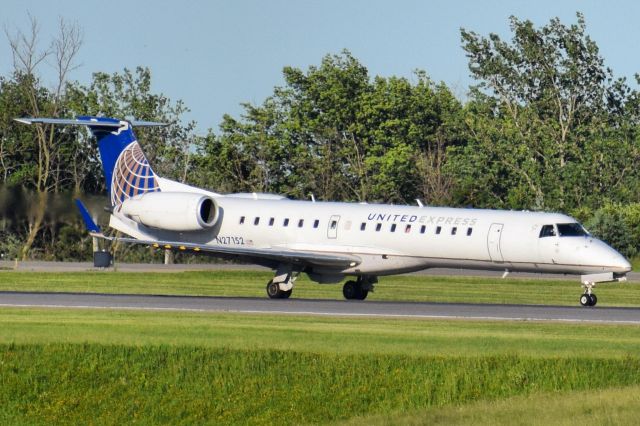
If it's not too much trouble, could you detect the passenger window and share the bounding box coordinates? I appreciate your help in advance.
[451,227,457,235]
[539,224,556,238]
[268,217,274,226]
[239,216,245,225]
[298,219,304,228]
[330,220,338,229]
[313,219,319,228]
[390,224,396,232]
[436,226,441,235]
[420,225,426,234]
[360,222,366,231]
[254,217,260,226]
[405,225,411,233]
[376,223,382,232]
[467,227,473,236]
[283,218,289,227]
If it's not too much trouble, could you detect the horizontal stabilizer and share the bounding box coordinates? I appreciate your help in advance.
[74,199,101,233]
[14,117,167,127]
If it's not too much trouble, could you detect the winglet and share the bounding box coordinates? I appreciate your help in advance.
[74,199,101,233]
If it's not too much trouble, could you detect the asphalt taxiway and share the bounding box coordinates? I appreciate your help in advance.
[2,291,640,324]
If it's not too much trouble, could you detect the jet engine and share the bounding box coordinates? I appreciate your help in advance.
[119,192,219,231]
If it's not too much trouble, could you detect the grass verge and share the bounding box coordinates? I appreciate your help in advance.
[344,385,640,425]
[0,270,639,306]
[2,343,640,425]
[3,308,640,358]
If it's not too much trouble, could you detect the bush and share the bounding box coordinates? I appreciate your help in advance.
[584,203,640,258]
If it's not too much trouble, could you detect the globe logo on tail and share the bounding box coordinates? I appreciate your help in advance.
[111,141,160,207]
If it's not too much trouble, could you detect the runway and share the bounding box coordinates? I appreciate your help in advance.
[2,291,640,324]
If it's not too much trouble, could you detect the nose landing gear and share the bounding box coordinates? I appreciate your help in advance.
[579,291,597,307]
[580,280,598,307]
[578,272,629,307]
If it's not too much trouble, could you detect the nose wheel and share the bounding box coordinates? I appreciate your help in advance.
[579,293,597,307]
[580,282,597,307]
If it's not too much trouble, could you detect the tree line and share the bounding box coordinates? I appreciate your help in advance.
[2,12,640,261]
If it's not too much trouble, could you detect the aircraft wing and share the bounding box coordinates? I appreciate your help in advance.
[92,231,360,269]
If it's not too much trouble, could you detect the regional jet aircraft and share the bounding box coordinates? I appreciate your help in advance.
[17,117,631,306]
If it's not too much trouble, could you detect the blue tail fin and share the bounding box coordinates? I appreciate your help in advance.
[77,116,161,207]
[15,116,166,207]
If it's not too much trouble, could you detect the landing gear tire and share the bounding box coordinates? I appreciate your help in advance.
[580,293,597,307]
[356,289,369,300]
[580,294,590,307]
[343,281,358,300]
[343,280,369,300]
[267,281,291,299]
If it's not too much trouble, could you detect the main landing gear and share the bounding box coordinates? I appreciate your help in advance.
[266,280,293,299]
[266,264,298,299]
[265,268,379,301]
[343,276,377,301]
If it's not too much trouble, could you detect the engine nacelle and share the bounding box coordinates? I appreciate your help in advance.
[119,192,219,231]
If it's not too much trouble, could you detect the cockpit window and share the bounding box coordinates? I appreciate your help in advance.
[557,223,588,237]
[539,224,556,238]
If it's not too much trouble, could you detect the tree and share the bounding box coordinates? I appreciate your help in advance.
[67,67,199,186]
[205,51,464,205]
[358,73,463,204]
[453,13,640,211]
[5,15,83,259]
[278,50,372,201]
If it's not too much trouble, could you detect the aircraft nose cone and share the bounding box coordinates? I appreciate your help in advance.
[600,242,631,272]
[589,239,632,273]
[613,253,632,273]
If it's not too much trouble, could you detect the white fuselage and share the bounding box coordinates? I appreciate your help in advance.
[111,191,631,280]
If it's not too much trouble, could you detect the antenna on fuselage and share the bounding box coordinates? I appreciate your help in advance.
[310,193,316,202]
[416,199,424,208]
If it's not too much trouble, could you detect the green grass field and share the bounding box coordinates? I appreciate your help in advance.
[344,386,640,425]
[2,271,640,424]
[0,269,639,306]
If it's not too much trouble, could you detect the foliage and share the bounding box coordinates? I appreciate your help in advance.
[452,13,640,211]
[584,203,640,258]
[202,51,464,204]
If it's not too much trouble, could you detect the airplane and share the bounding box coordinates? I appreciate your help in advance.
[16,116,632,306]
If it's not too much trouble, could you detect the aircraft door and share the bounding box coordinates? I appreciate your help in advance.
[487,223,504,262]
[327,215,340,239]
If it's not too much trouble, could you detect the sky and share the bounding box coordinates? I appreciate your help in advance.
[2,0,640,133]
